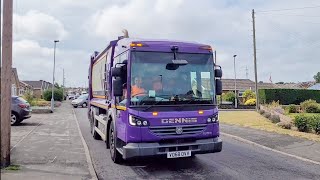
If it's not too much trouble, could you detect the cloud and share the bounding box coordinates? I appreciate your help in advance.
[10,0,320,86]
[13,10,68,41]
[13,40,90,87]
[86,0,320,83]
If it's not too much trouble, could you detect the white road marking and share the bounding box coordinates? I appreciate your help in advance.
[72,108,98,180]
[221,132,320,166]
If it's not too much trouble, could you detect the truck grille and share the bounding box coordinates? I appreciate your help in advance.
[149,124,207,136]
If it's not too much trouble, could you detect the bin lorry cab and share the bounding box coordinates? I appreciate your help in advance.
[88,32,223,163]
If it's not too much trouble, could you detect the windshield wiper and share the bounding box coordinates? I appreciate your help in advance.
[142,94,172,111]
[179,97,212,107]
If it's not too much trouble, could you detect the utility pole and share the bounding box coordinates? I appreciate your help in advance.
[62,68,65,100]
[233,55,237,108]
[51,40,59,112]
[1,0,13,168]
[252,9,259,110]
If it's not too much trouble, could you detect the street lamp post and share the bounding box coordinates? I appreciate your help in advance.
[51,40,59,112]
[233,55,237,109]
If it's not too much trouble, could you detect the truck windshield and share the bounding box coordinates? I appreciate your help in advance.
[130,51,215,106]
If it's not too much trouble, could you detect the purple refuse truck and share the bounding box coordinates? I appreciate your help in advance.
[88,33,223,163]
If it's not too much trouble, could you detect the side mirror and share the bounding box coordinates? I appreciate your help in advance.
[113,78,123,96]
[215,69,222,78]
[216,79,222,95]
[111,67,122,77]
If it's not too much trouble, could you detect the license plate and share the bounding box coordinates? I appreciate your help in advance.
[167,150,191,158]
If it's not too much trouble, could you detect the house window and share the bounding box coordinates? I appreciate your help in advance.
[19,89,24,96]
[12,84,17,96]
[238,90,245,97]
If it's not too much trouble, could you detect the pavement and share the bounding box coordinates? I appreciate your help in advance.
[74,108,320,180]
[1,102,95,180]
[220,124,320,163]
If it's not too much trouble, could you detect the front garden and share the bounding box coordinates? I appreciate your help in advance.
[220,88,320,141]
[257,88,320,136]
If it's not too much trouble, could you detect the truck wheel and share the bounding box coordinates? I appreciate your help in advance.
[109,122,122,163]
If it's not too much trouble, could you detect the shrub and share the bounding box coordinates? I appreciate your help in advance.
[270,114,281,123]
[301,99,317,110]
[43,89,63,101]
[23,91,35,105]
[287,104,298,113]
[305,104,320,113]
[259,109,265,115]
[263,112,271,118]
[222,91,236,104]
[245,98,256,106]
[35,100,50,107]
[309,115,320,134]
[294,114,312,132]
[269,100,281,108]
[243,90,256,103]
[273,106,285,115]
[277,121,292,129]
[300,99,320,113]
[259,89,320,105]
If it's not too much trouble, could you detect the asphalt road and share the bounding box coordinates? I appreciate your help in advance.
[74,107,320,180]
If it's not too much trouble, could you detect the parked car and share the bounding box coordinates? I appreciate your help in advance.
[11,96,32,125]
[81,91,88,95]
[75,93,80,99]
[71,94,88,108]
[68,94,76,100]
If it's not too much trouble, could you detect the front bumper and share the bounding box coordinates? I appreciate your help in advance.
[122,137,222,159]
[72,102,80,106]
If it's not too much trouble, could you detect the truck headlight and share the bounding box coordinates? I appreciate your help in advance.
[207,114,219,123]
[129,115,149,126]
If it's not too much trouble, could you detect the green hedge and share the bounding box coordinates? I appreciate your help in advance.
[259,89,320,105]
[43,89,63,101]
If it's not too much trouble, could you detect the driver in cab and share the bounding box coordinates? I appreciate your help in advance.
[131,76,146,96]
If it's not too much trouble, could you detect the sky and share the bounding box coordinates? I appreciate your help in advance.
[4,0,320,87]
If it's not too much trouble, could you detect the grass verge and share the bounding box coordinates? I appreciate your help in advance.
[4,165,20,171]
[219,111,320,142]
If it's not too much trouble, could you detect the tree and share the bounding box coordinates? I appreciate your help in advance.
[314,72,320,83]
[54,82,61,89]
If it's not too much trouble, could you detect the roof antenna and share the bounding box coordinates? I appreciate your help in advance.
[122,29,129,38]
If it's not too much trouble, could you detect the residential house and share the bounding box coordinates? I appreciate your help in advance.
[308,83,320,90]
[0,68,20,96]
[221,79,275,102]
[23,80,53,99]
[275,81,315,89]
[19,81,33,96]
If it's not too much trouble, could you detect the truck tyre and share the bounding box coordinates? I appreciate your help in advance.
[109,122,122,163]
